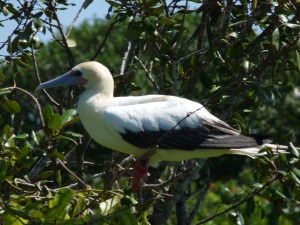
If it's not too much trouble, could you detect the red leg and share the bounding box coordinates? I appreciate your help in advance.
[131,160,148,192]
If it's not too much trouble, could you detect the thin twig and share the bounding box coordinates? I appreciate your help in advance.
[173,0,189,52]
[91,20,118,61]
[135,105,205,167]
[49,2,74,67]
[66,0,86,38]
[143,163,198,190]
[120,42,132,75]
[194,174,279,225]
[178,47,209,62]
[186,168,210,225]
[135,57,160,91]
[31,44,59,107]
[4,86,45,127]
[57,158,88,189]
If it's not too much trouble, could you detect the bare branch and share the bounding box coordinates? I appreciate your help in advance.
[48,2,74,67]
[194,174,279,225]
[135,56,160,91]
[4,86,44,127]
[66,0,87,38]
[120,42,132,76]
[91,20,118,61]
[57,158,89,189]
[31,45,60,107]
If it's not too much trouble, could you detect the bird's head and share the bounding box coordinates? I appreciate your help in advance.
[37,61,114,95]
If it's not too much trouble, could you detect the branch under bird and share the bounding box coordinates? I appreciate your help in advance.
[37,61,290,191]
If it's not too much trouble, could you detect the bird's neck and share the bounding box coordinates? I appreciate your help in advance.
[79,88,113,104]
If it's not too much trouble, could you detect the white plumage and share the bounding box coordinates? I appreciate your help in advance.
[37,61,287,167]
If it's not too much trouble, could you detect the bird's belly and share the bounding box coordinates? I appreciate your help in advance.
[78,108,144,156]
[82,120,144,156]
[149,148,228,167]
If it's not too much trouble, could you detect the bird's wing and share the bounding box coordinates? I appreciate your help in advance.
[102,95,262,150]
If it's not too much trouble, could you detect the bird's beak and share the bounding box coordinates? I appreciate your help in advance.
[36,70,86,90]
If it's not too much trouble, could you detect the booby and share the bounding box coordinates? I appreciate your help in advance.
[37,61,287,191]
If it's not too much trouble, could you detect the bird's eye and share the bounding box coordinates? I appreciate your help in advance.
[73,70,82,76]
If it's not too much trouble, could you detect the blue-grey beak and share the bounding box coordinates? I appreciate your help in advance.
[36,70,86,90]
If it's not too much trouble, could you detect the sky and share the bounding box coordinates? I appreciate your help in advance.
[0,0,110,56]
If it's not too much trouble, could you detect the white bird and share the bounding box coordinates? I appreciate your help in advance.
[37,61,287,191]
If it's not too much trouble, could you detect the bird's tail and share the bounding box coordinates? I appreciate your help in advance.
[230,144,293,158]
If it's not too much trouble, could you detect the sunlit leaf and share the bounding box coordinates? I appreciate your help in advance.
[219,187,233,205]
[99,195,121,216]
[272,28,279,50]
[228,211,245,225]
[288,142,299,158]
[14,133,28,139]
[290,172,300,186]
[64,131,83,138]
[158,17,177,25]
[284,23,300,28]
[48,113,62,131]
[0,213,28,225]
[0,88,11,95]
[61,109,77,126]
[33,18,44,32]
[1,6,9,16]
[66,39,77,47]
[45,188,75,222]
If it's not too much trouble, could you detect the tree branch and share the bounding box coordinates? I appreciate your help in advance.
[194,174,280,225]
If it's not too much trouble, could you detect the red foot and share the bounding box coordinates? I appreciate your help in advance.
[131,160,148,192]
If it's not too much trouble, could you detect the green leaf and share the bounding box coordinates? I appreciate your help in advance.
[14,133,29,139]
[0,160,9,184]
[3,125,14,138]
[0,98,21,113]
[99,195,121,216]
[0,212,28,225]
[292,167,300,178]
[0,88,11,95]
[288,142,299,158]
[284,23,300,28]
[272,28,280,50]
[83,0,94,9]
[296,50,300,71]
[290,172,300,186]
[119,208,138,225]
[33,18,44,32]
[31,131,39,145]
[66,39,77,48]
[158,17,177,25]
[13,57,30,68]
[0,70,4,83]
[43,105,54,122]
[1,6,9,16]
[219,187,233,205]
[228,211,245,225]
[246,196,255,217]
[61,109,77,126]
[251,183,263,189]
[49,149,65,160]
[64,131,83,138]
[48,114,62,131]
[45,188,75,222]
